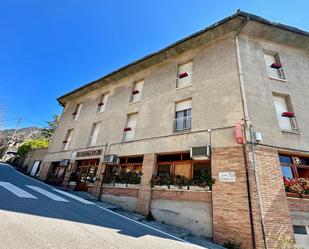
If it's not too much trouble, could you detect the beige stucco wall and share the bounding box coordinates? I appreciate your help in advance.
[23,148,48,173]
[151,199,212,237]
[239,35,309,151]
[45,34,243,162]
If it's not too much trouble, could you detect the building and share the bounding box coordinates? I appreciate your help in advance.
[39,11,309,249]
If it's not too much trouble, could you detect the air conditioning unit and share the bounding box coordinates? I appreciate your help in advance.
[103,154,119,164]
[190,146,211,160]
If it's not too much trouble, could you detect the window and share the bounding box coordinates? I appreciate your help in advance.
[123,113,138,141]
[293,225,307,235]
[88,122,100,147]
[279,155,294,179]
[130,80,144,103]
[264,52,285,79]
[273,94,297,131]
[62,129,73,150]
[72,103,82,121]
[279,154,309,179]
[157,164,172,176]
[156,153,210,180]
[177,60,193,88]
[174,99,192,132]
[97,94,109,113]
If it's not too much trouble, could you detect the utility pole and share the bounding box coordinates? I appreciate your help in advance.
[11,118,22,143]
[1,118,22,161]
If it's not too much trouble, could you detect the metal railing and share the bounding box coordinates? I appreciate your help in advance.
[287,116,298,132]
[173,116,192,132]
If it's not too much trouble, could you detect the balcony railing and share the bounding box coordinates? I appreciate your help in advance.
[282,116,298,132]
[173,116,191,132]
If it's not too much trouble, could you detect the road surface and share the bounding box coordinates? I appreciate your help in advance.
[0,163,204,249]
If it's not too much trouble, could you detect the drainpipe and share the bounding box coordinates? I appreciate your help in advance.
[235,16,268,249]
[97,142,109,201]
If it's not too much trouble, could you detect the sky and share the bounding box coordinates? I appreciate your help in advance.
[0,0,308,129]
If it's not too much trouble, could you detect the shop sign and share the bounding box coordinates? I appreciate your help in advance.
[219,172,236,182]
[76,149,103,158]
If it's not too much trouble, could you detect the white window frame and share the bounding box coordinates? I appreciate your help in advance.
[123,113,138,141]
[273,94,298,132]
[72,103,82,121]
[62,129,73,150]
[263,52,285,80]
[176,60,193,88]
[97,93,109,113]
[88,122,101,147]
[130,80,144,103]
[174,99,192,132]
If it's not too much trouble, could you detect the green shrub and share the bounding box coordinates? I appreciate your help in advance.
[17,138,49,157]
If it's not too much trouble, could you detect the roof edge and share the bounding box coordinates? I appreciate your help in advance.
[57,11,309,105]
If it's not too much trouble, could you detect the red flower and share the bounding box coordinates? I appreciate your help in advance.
[123,127,131,132]
[62,140,68,143]
[282,112,295,118]
[98,102,104,106]
[179,72,188,78]
[270,63,282,69]
[72,112,77,115]
[132,90,139,94]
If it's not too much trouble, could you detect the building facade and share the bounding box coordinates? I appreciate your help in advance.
[40,12,309,249]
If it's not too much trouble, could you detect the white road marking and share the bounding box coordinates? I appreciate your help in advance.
[2,164,205,248]
[26,185,69,202]
[52,189,94,205]
[0,181,37,199]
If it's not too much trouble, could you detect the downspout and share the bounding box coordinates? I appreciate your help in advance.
[97,142,110,201]
[235,16,268,249]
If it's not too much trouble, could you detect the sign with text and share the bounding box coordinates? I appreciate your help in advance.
[219,172,236,182]
[76,149,103,158]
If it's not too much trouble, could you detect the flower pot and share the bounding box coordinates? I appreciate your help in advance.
[114,183,126,188]
[153,185,169,190]
[127,184,139,189]
[286,192,300,198]
[189,186,207,191]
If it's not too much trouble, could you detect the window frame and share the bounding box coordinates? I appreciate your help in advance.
[123,112,138,141]
[72,103,82,121]
[130,80,144,103]
[155,158,210,180]
[280,154,309,179]
[62,129,73,150]
[174,99,192,132]
[176,59,193,88]
[88,122,101,147]
[96,93,109,113]
[263,51,285,80]
[272,93,298,132]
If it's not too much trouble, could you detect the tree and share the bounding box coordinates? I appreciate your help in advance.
[17,138,49,157]
[41,115,59,140]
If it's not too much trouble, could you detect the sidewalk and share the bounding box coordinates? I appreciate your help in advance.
[67,190,226,249]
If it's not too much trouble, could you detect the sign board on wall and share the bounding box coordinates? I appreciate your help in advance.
[219,172,236,182]
[76,149,103,158]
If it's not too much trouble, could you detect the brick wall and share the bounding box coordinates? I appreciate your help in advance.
[152,189,211,202]
[212,146,258,249]
[102,187,139,197]
[288,197,309,212]
[136,153,157,215]
[253,146,294,249]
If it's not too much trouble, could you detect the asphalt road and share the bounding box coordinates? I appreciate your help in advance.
[0,163,203,249]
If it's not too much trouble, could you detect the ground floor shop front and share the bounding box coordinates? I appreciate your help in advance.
[40,145,309,249]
